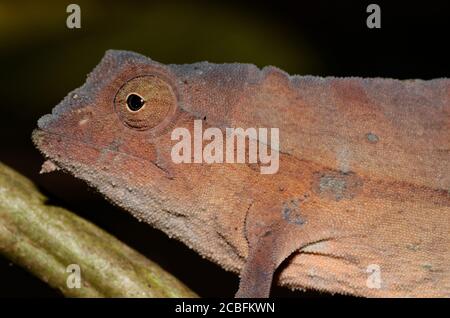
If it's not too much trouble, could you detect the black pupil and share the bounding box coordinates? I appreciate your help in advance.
[126,94,145,111]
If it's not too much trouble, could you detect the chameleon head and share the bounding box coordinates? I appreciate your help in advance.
[32,50,182,188]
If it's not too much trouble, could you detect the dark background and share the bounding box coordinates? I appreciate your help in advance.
[0,0,449,297]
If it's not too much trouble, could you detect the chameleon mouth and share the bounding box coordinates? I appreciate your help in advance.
[32,128,172,180]
[32,128,72,171]
[32,128,103,175]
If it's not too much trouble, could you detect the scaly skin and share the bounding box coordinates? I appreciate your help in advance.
[33,50,450,297]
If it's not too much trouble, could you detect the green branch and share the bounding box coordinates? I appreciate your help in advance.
[0,162,197,298]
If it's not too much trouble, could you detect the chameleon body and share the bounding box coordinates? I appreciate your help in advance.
[33,50,450,297]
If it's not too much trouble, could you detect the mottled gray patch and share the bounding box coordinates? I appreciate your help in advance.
[313,170,364,201]
[366,132,379,143]
[108,139,123,152]
[319,176,347,201]
[282,199,305,226]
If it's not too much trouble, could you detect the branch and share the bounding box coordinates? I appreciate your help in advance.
[0,162,197,297]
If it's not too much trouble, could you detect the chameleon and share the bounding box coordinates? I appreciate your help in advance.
[32,50,450,297]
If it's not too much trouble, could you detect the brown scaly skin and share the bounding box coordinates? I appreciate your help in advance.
[32,50,450,297]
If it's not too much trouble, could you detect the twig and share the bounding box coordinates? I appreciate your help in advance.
[0,162,197,297]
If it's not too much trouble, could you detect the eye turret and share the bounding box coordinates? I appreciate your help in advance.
[114,75,178,131]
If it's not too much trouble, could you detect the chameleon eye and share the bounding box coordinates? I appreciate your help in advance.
[126,93,145,112]
[114,75,178,131]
